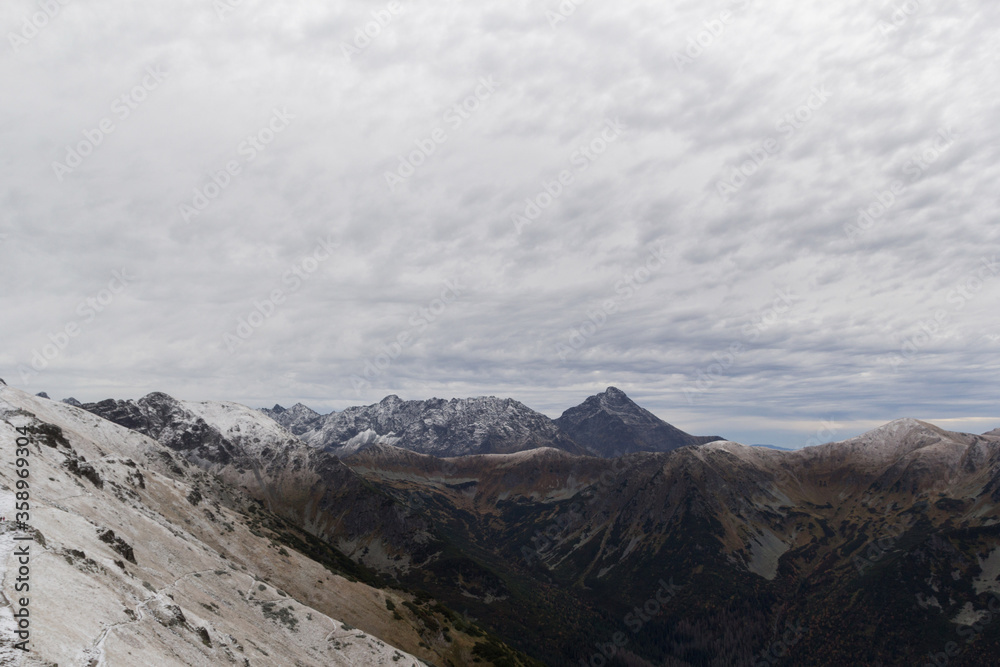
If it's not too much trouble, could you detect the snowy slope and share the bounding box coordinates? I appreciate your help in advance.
[0,386,426,666]
[179,399,302,460]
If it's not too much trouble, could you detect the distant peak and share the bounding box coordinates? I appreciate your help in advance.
[271,404,286,413]
[874,417,928,432]
[62,397,83,407]
[595,386,634,406]
[36,391,50,399]
[141,391,179,405]
[597,387,632,403]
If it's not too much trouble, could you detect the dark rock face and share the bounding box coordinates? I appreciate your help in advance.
[261,403,323,435]
[83,394,234,465]
[554,386,723,457]
[98,528,137,563]
[294,394,589,457]
[65,454,104,488]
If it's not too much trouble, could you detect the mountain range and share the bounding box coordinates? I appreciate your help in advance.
[2,380,999,666]
[261,386,723,459]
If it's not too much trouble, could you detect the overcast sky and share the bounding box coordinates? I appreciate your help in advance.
[2,0,999,447]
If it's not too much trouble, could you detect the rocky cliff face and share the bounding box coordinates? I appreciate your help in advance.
[554,386,723,456]
[288,394,589,458]
[263,387,723,460]
[261,402,323,436]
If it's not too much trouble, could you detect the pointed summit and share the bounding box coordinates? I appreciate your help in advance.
[555,387,723,457]
[261,402,322,435]
[599,386,629,402]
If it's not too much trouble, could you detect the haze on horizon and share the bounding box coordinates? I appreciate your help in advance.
[2,0,999,448]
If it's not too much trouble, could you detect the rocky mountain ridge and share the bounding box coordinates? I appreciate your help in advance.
[266,394,589,458]
[264,387,720,459]
[12,379,1000,665]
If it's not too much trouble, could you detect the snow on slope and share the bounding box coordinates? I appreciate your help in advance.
[180,399,302,459]
[0,386,424,667]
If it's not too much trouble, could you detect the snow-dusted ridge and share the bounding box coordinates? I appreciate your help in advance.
[290,393,590,457]
[0,385,425,666]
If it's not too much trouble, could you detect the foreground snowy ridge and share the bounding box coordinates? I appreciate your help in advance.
[0,386,424,667]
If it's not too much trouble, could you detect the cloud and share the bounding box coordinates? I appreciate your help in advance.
[2,0,999,447]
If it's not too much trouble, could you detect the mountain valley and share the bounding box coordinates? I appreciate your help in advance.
[2,382,999,666]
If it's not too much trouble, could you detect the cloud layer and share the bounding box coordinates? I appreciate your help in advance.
[2,0,999,446]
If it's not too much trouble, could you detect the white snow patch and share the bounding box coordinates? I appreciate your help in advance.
[952,601,988,626]
[0,492,25,666]
[974,546,1000,595]
[746,528,788,580]
[340,429,401,455]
